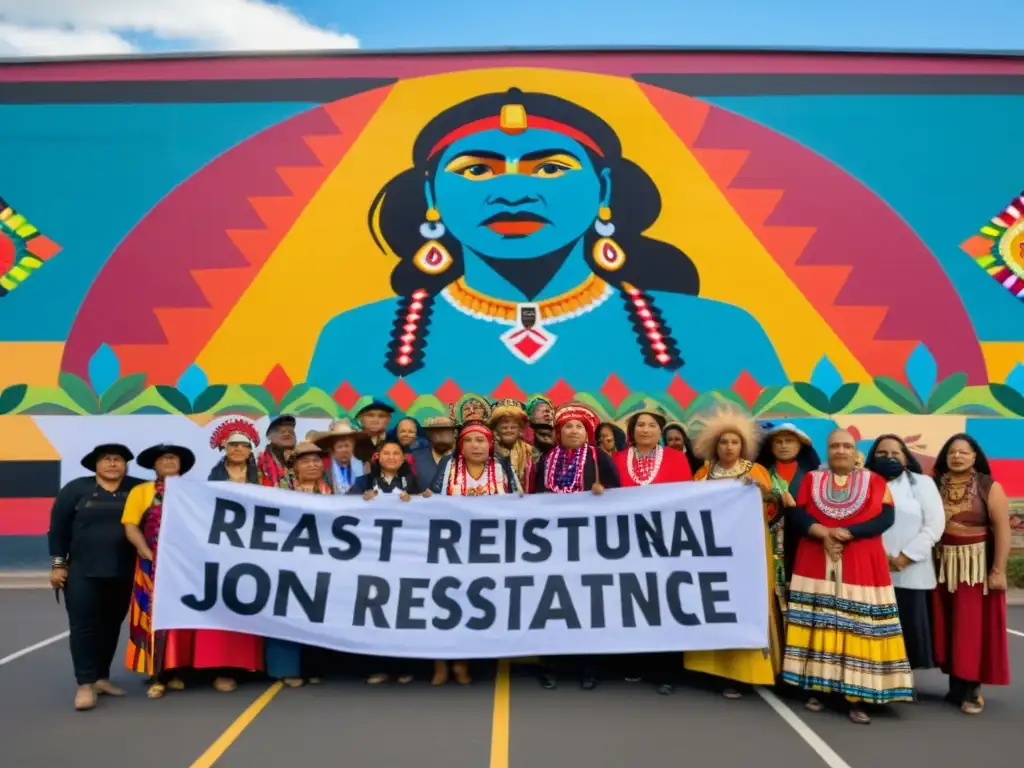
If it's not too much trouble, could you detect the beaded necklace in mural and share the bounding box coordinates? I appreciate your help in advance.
[627,446,663,485]
[545,446,588,493]
[810,468,869,520]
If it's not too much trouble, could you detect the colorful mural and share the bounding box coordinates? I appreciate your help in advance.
[2,49,1024,561]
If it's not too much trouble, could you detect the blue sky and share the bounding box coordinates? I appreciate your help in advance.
[295,0,1020,52]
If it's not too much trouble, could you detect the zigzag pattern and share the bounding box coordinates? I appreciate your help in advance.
[638,83,987,384]
[62,87,392,384]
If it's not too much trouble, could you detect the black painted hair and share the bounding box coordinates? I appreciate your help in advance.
[369,88,699,376]
[932,432,992,481]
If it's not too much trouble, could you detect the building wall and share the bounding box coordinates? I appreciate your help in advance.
[2,50,1023,562]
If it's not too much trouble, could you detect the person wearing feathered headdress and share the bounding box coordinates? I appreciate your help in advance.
[427,422,521,687]
[208,418,261,484]
[684,407,782,700]
[532,403,620,693]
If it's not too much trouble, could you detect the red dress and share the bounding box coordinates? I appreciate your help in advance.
[782,469,914,703]
[613,446,692,487]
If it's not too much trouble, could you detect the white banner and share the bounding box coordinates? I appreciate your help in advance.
[153,478,769,659]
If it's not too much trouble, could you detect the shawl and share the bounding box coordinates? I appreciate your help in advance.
[497,439,534,493]
[208,458,260,484]
[279,471,333,494]
[257,448,289,487]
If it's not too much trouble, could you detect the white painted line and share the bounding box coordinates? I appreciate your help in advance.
[0,631,69,667]
[1008,628,1024,638]
[756,687,852,768]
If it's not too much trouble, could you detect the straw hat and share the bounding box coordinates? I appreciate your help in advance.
[488,398,528,427]
[310,419,368,451]
[291,441,327,460]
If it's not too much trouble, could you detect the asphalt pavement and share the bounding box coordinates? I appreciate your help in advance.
[1,589,1021,768]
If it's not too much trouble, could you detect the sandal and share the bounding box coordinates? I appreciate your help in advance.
[366,673,389,685]
[804,697,825,713]
[146,683,166,699]
[396,675,414,685]
[961,696,984,715]
[722,688,743,700]
[848,707,871,725]
[213,677,237,693]
[308,677,322,685]
[282,678,305,688]
[167,678,185,691]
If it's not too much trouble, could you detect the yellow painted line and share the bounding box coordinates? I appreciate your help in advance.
[190,681,284,768]
[489,659,511,768]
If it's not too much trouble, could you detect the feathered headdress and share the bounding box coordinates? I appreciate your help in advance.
[689,407,758,462]
[210,418,260,451]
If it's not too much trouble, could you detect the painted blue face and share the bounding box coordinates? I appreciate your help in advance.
[431,128,607,260]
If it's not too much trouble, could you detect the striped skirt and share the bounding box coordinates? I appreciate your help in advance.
[782,547,914,704]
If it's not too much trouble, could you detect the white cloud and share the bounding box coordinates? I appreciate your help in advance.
[0,0,358,57]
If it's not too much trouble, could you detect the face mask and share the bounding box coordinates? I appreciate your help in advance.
[871,457,904,480]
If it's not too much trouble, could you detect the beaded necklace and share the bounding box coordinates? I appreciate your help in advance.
[448,456,504,496]
[940,472,975,519]
[545,445,588,493]
[810,468,869,520]
[627,446,663,485]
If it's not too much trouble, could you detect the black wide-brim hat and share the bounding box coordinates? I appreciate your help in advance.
[81,443,134,472]
[136,444,196,475]
[266,413,297,436]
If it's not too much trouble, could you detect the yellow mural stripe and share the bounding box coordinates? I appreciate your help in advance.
[198,68,864,383]
[0,342,64,388]
[0,416,59,461]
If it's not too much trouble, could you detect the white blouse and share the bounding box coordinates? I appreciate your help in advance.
[881,471,945,590]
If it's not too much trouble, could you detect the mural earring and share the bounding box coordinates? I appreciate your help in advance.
[593,206,626,272]
[414,207,454,275]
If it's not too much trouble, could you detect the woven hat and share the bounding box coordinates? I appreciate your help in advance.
[488,398,528,427]
[291,441,327,460]
[310,419,367,450]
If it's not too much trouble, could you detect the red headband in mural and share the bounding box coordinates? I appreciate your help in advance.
[458,422,495,453]
[427,103,605,160]
[210,418,260,450]
[554,403,600,444]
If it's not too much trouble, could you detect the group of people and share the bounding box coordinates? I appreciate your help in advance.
[47,392,1012,724]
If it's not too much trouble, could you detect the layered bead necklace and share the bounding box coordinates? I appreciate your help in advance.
[449,456,502,496]
[545,446,587,493]
[810,468,869,520]
[627,446,663,485]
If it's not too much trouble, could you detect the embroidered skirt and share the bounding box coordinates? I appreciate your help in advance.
[782,538,914,704]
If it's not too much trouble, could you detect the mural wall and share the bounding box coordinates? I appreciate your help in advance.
[2,50,1024,563]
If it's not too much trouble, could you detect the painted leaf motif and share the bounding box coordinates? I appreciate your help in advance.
[87,344,120,397]
[126,405,175,415]
[828,383,860,413]
[809,356,844,399]
[58,372,99,414]
[406,395,448,420]
[154,385,193,415]
[277,384,312,412]
[176,363,209,404]
[926,373,967,413]
[750,385,783,416]
[19,403,81,416]
[989,384,1024,417]
[99,373,147,413]
[792,382,830,413]
[192,385,228,414]
[873,376,923,414]
[239,384,277,415]
[1006,363,1024,394]
[904,343,938,403]
[0,384,27,415]
[760,400,810,417]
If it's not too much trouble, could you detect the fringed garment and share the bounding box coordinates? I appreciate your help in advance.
[783,469,914,704]
[931,472,1010,689]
